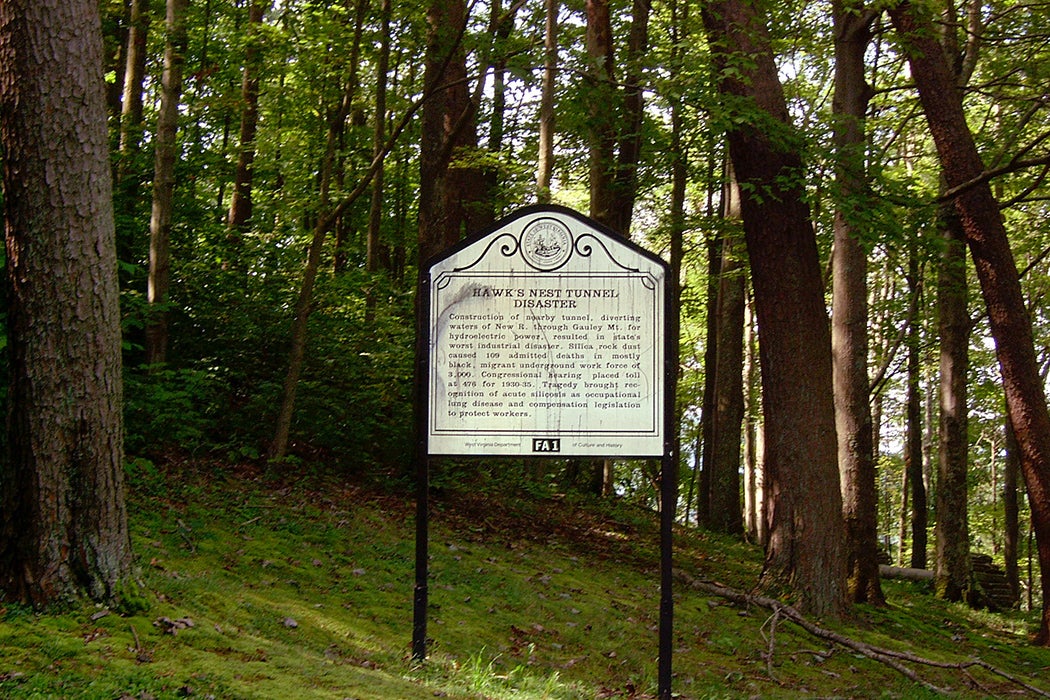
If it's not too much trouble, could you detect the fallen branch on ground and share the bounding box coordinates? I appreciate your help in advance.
[675,570,1050,698]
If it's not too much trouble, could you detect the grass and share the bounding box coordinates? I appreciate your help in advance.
[1,457,1049,699]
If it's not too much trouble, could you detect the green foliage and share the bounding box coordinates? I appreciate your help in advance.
[124,366,222,455]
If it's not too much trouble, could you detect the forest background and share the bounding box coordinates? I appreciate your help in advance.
[2,0,1050,662]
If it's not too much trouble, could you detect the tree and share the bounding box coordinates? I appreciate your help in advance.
[0,0,133,605]
[936,205,972,601]
[889,0,1050,643]
[225,0,270,236]
[904,246,928,570]
[536,0,557,203]
[145,0,190,366]
[366,0,393,286]
[702,0,847,617]
[117,0,151,183]
[829,0,883,605]
[707,163,745,535]
[418,0,489,263]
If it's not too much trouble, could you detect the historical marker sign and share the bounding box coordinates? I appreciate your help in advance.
[427,204,668,457]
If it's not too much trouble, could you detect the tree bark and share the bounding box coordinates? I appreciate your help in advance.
[708,165,745,534]
[889,0,1050,643]
[905,249,927,570]
[702,0,847,617]
[585,0,617,231]
[366,0,392,283]
[699,208,722,527]
[609,0,649,237]
[830,0,883,605]
[418,0,489,264]
[935,205,972,602]
[0,0,133,605]
[1003,408,1021,604]
[145,0,189,366]
[117,0,151,183]
[225,0,269,236]
[536,0,557,204]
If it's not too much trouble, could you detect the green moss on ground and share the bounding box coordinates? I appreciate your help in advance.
[2,460,1048,698]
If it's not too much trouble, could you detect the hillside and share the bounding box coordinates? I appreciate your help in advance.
[2,457,1049,699]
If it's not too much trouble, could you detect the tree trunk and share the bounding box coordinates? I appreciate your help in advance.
[225,0,269,236]
[536,0,557,204]
[418,0,488,263]
[702,0,846,618]
[830,0,883,605]
[935,205,972,602]
[905,249,927,570]
[744,298,766,545]
[1003,408,1021,604]
[708,165,745,534]
[366,0,392,284]
[117,0,150,183]
[145,0,189,366]
[0,0,133,605]
[889,0,1050,643]
[609,0,649,237]
[698,223,722,528]
[585,0,617,231]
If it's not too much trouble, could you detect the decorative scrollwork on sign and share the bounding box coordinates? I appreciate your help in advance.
[451,232,520,272]
[575,233,643,274]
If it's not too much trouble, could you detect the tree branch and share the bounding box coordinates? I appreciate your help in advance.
[676,571,1050,697]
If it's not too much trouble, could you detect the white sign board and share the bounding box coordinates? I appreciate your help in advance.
[427,206,667,457]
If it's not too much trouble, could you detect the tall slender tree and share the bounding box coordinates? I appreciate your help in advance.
[830,0,883,605]
[225,0,270,237]
[933,0,979,605]
[905,247,928,570]
[708,164,745,534]
[117,0,151,183]
[536,0,558,203]
[145,0,190,366]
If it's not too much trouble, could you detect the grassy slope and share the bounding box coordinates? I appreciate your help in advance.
[2,458,1049,699]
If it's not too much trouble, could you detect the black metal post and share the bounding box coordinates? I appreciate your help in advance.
[659,264,680,699]
[411,272,431,661]
[658,451,677,698]
[412,455,429,661]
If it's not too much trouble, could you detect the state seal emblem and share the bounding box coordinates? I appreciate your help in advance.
[520,217,572,270]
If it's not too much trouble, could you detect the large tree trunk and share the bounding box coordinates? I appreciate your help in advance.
[418,0,489,264]
[702,0,847,618]
[225,0,269,236]
[889,0,1050,643]
[935,205,972,602]
[145,0,189,366]
[830,0,883,605]
[0,0,133,605]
